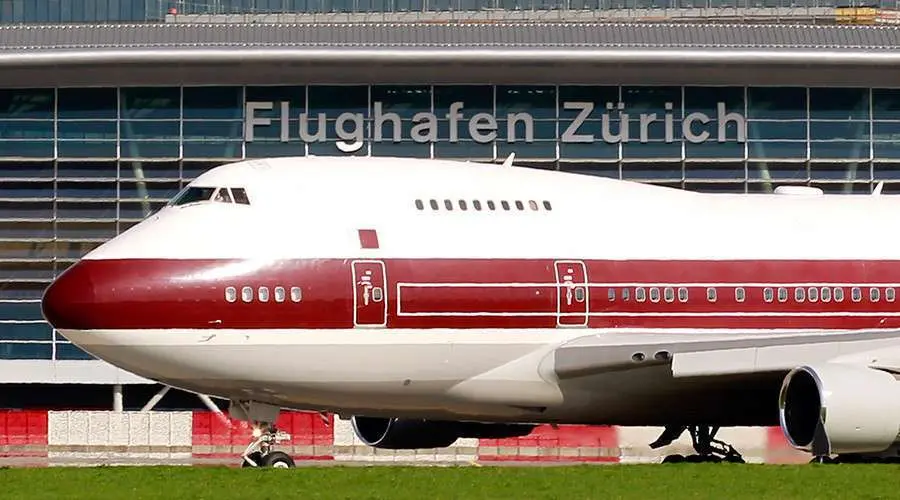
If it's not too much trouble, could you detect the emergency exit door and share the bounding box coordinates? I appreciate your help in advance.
[555,260,588,327]
[352,260,387,327]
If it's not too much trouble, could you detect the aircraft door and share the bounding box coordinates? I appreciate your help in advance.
[352,260,387,327]
[555,260,588,327]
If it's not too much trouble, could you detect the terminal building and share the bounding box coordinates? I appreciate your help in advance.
[1,1,900,408]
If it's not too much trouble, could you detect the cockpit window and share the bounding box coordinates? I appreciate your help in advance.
[170,186,216,206]
[214,188,232,203]
[231,188,250,205]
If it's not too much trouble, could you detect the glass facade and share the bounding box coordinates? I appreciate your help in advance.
[0,0,897,23]
[1,83,899,360]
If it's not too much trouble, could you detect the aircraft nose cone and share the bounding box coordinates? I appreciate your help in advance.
[42,261,97,331]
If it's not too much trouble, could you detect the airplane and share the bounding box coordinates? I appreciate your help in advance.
[41,155,900,468]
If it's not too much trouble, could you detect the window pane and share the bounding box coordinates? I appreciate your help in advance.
[748,87,806,119]
[0,121,53,139]
[58,142,117,159]
[809,88,869,120]
[0,302,43,320]
[0,343,51,360]
[55,343,95,360]
[747,121,806,141]
[120,120,179,140]
[496,86,556,119]
[0,89,54,119]
[371,85,431,120]
[183,86,243,119]
[873,88,900,120]
[58,121,117,140]
[183,121,244,140]
[120,87,180,119]
[58,88,117,119]
[0,322,52,341]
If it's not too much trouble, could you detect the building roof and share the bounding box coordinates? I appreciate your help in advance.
[0,22,898,87]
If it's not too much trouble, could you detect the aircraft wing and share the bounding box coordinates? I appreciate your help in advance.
[551,329,900,380]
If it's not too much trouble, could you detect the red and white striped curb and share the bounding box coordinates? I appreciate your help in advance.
[0,410,809,465]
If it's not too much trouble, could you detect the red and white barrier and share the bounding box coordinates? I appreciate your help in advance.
[0,410,810,465]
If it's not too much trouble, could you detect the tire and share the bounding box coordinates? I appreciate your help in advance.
[262,451,295,469]
[241,452,263,468]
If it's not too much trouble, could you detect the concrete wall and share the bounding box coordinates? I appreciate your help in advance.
[0,410,809,466]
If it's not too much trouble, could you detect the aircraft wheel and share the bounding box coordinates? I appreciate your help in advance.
[662,454,685,463]
[262,451,296,469]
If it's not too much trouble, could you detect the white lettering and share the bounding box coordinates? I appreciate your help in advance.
[299,113,327,143]
[447,102,464,143]
[469,113,497,143]
[639,113,657,143]
[374,102,401,142]
[244,101,273,143]
[718,102,746,143]
[561,102,594,143]
[664,102,675,143]
[683,112,711,144]
[601,102,628,144]
[411,112,437,143]
[335,112,364,153]
[506,112,534,143]
[279,101,290,143]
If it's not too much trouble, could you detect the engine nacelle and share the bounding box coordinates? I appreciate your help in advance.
[779,364,900,455]
[350,416,534,449]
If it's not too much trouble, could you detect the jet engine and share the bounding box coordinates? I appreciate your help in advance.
[350,416,535,449]
[779,364,900,455]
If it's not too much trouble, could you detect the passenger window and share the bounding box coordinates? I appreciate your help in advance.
[735,287,745,302]
[290,287,302,303]
[231,188,250,205]
[649,287,660,303]
[415,200,424,210]
[429,199,438,210]
[808,287,818,302]
[870,288,881,302]
[852,287,862,302]
[707,287,717,302]
[608,288,616,301]
[258,286,269,302]
[635,287,646,302]
[834,287,844,302]
[473,200,482,211]
[487,200,496,210]
[501,201,510,211]
[821,287,831,302]
[225,286,237,303]
[214,188,233,203]
[459,200,468,211]
[763,287,774,303]
[778,287,788,302]
[887,288,896,302]
[543,201,552,210]
[274,286,286,303]
[664,287,674,303]
[241,286,253,303]
[795,288,805,302]
[622,288,631,301]
[529,200,538,211]
[444,199,453,210]
[678,287,688,302]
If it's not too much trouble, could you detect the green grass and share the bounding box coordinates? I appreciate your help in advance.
[0,464,897,500]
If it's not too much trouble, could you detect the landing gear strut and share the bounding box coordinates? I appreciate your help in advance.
[651,425,745,464]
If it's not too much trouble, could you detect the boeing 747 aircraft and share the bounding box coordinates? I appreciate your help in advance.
[41,156,900,467]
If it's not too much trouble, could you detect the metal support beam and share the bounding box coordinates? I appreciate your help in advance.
[139,385,171,412]
[197,393,231,427]
[112,384,123,412]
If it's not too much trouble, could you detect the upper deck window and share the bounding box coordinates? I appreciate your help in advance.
[170,186,216,206]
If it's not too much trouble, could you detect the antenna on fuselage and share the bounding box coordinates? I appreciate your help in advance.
[874,181,885,196]
[501,153,516,168]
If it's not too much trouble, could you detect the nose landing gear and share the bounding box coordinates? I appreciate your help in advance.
[230,400,297,469]
[240,423,296,469]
